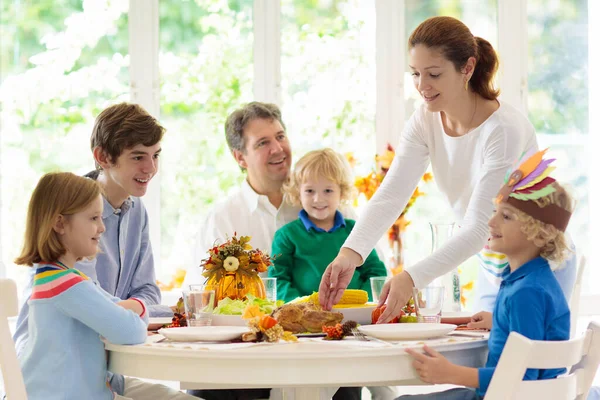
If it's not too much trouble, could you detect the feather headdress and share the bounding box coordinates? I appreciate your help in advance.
[495,148,571,232]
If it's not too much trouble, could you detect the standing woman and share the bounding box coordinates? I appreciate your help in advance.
[319,16,540,321]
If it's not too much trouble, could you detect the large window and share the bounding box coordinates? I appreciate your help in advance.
[528,0,590,292]
[0,1,594,311]
[158,0,254,282]
[0,0,128,289]
[281,0,376,171]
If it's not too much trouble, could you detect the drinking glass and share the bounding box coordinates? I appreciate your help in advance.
[261,277,277,302]
[182,289,215,326]
[189,284,218,307]
[370,276,389,303]
[412,286,444,323]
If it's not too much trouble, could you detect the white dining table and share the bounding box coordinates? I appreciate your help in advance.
[106,333,489,400]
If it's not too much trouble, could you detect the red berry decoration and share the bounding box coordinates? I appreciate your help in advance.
[322,323,344,340]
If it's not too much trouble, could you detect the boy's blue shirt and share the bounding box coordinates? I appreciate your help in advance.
[298,209,346,232]
[13,195,162,395]
[477,256,570,395]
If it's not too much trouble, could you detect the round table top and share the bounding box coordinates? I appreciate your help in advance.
[106,334,489,389]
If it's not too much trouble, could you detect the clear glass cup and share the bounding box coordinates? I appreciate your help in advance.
[182,289,215,326]
[189,284,218,307]
[261,277,277,302]
[370,276,388,303]
[412,286,444,323]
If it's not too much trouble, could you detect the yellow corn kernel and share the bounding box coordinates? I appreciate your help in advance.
[332,303,373,309]
[308,289,368,306]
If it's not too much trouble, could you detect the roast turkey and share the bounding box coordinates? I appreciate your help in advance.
[271,303,343,333]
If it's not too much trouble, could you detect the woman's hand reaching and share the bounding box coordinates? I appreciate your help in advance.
[467,311,493,330]
[376,271,415,323]
[318,247,362,310]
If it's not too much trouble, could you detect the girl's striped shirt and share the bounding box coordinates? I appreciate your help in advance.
[31,263,90,300]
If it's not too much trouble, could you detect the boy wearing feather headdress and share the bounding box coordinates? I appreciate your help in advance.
[397,149,573,400]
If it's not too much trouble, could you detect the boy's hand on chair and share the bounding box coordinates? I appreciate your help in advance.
[467,311,492,330]
[406,345,453,384]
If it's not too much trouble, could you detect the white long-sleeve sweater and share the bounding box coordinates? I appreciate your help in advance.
[344,101,538,288]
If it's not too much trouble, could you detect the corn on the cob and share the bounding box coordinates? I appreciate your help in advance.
[308,289,368,306]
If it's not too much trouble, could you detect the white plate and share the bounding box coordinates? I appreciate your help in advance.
[358,323,457,340]
[211,314,247,326]
[148,317,173,330]
[333,305,377,325]
[158,326,249,342]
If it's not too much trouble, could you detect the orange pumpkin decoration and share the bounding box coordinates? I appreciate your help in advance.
[200,235,272,302]
[205,271,266,301]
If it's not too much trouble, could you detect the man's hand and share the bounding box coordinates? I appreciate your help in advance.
[405,345,454,384]
[467,311,493,330]
[376,271,414,323]
[318,248,362,310]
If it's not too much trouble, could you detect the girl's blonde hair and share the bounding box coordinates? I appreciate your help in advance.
[15,172,103,266]
[284,148,356,206]
[512,182,574,264]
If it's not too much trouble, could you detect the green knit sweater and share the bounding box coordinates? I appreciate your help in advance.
[268,218,387,303]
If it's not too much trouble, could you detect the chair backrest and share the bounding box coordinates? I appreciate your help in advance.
[485,321,600,400]
[570,254,586,338]
[0,278,27,399]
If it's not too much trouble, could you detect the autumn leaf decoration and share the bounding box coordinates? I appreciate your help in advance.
[200,235,273,282]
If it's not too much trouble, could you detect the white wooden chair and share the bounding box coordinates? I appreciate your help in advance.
[569,254,586,338]
[0,279,27,399]
[485,321,600,400]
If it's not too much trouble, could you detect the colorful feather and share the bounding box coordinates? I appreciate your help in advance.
[499,148,558,203]
[510,185,556,201]
[514,166,556,191]
[516,149,547,177]
[514,158,555,188]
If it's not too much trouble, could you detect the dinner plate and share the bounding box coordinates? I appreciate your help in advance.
[158,326,249,342]
[358,323,457,340]
[148,317,173,331]
[333,304,377,325]
[440,311,473,326]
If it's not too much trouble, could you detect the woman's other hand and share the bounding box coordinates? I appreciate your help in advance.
[318,247,362,310]
[467,311,492,330]
[376,271,415,323]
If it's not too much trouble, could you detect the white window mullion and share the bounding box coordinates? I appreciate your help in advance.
[375,0,405,153]
[497,0,527,113]
[129,0,161,268]
[253,0,281,106]
[587,0,599,306]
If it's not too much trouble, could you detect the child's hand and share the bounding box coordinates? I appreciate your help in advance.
[405,345,454,384]
[467,311,492,330]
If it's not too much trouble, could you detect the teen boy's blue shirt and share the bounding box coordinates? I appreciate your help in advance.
[13,195,162,395]
[477,256,570,395]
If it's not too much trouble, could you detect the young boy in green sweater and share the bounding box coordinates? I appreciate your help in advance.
[269,148,387,303]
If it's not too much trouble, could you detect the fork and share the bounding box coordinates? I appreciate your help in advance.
[351,328,394,346]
